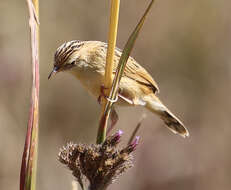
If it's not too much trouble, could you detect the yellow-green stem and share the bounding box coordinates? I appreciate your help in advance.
[97,0,155,144]
[97,0,120,144]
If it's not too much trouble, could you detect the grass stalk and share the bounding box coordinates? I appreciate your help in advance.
[97,0,120,144]
[20,0,39,190]
[97,0,155,144]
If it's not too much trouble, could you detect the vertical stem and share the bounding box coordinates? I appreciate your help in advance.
[30,1,39,189]
[97,0,155,144]
[20,0,39,190]
[97,0,120,144]
[104,0,120,87]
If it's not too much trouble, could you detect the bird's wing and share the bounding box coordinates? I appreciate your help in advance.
[96,43,160,93]
[124,57,159,93]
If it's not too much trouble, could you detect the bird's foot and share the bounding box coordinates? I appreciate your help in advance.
[97,85,108,104]
[97,84,109,104]
[97,85,118,104]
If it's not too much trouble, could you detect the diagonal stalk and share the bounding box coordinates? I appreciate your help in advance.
[97,0,155,144]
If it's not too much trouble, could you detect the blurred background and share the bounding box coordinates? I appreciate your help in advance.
[0,0,231,189]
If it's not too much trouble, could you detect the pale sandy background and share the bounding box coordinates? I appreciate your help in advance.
[0,0,231,190]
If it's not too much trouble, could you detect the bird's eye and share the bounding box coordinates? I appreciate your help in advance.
[70,61,75,65]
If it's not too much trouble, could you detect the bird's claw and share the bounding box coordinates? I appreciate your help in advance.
[97,85,108,104]
[97,85,118,104]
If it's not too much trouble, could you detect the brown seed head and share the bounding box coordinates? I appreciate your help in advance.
[58,131,137,190]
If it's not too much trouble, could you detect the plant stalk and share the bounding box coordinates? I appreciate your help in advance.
[97,0,120,144]
[20,0,39,190]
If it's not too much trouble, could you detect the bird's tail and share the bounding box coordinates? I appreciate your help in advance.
[144,95,189,138]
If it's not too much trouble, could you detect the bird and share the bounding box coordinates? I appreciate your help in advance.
[48,40,189,138]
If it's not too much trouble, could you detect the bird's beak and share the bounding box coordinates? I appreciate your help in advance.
[48,66,59,80]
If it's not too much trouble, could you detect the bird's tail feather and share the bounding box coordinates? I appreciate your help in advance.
[144,95,189,138]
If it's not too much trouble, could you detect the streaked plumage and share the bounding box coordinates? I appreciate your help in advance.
[49,40,189,138]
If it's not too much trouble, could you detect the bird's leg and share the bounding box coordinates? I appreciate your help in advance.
[97,85,119,135]
[97,85,118,104]
[97,85,108,105]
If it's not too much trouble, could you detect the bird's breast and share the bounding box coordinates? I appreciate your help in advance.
[69,63,104,97]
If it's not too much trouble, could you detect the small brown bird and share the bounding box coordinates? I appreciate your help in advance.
[49,40,189,138]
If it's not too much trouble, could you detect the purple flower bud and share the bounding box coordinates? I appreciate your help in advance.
[118,130,124,136]
[130,136,140,151]
[114,130,123,142]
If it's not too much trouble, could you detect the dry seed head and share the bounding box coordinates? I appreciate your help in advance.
[58,131,137,190]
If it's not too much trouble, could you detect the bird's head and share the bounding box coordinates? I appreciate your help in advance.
[48,40,84,79]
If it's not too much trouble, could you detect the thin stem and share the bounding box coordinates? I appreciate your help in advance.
[97,0,155,144]
[127,114,146,145]
[97,0,120,144]
[105,0,120,88]
[20,0,39,190]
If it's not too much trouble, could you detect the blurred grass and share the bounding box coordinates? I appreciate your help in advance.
[20,1,39,190]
